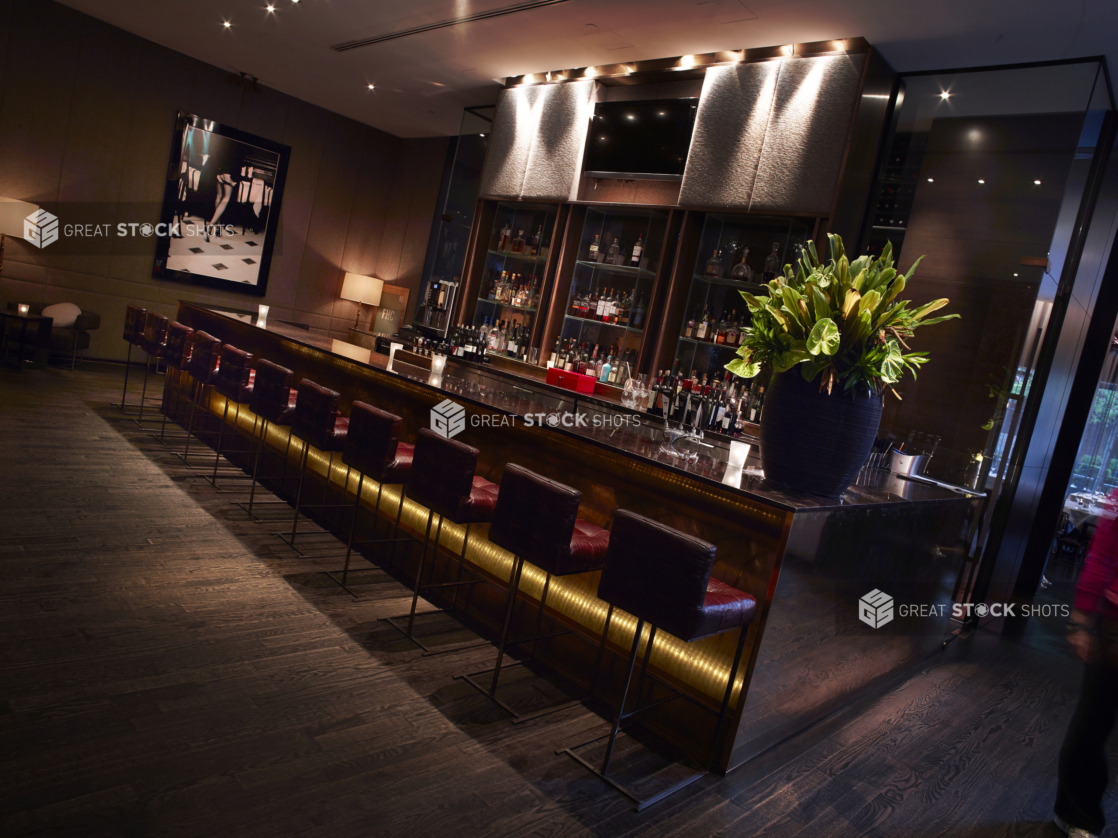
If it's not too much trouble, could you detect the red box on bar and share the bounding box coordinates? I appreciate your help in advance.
[546,366,597,394]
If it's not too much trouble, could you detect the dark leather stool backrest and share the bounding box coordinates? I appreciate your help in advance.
[164,322,194,369]
[186,331,221,382]
[293,380,341,450]
[489,463,581,571]
[249,359,294,424]
[597,510,717,642]
[141,311,168,355]
[215,344,253,400]
[343,402,403,482]
[407,429,478,521]
[123,305,146,344]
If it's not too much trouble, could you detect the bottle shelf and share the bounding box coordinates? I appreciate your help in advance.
[488,248,548,262]
[564,313,643,333]
[477,297,538,313]
[678,336,740,349]
[575,260,655,277]
[692,274,770,290]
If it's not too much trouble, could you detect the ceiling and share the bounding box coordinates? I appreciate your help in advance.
[57,0,1118,138]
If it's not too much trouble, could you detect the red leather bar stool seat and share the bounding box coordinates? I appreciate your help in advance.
[324,402,416,592]
[239,359,300,520]
[561,510,757,811]
[277,380,350,551]
[116,304,147,413]
[206,344,256,488]
[458,463,608,720]
[157,322,194,444]
[134,311,169,429]
[177,331,222,466]
[384,429,498,652]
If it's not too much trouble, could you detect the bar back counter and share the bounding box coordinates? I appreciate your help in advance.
[175,302,979,772]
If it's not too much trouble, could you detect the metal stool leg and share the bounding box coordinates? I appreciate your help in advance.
[601,619,646,777]
[209,397,232,485]
[340,473,371,587]
[589,604,615,699]
[289,443,311,542]
[406,511,438,636]
[490,555,526,694]
[118,343,133,412]
[137,354,151,426]
[708,626,749,771]
[388,487,407,569]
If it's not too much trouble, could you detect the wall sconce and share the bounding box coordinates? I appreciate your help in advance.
[17,303,30,317]
[340,272,384,330]
[257,304,269,328]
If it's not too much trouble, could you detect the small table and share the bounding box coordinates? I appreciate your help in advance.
[1063,494,1118,530]
[0,312,52,371]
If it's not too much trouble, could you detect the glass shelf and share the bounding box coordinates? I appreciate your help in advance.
[473,201,558,359]
[574,260,656,277]
[672,213,809,380]
[564,314,643,332]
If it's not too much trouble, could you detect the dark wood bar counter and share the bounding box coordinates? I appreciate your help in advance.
[174,301,980,772]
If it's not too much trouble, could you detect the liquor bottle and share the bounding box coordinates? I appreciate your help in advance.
[528,276,539,308]
[498,223,511,251]
[530,227,541,258]
[588,233,601,262]
[749,386,765,422]
[696,307,710,341]
[726,314,740,347]
[511,230,526,255]
[579,344,589,376]
[730,248,753,280]
[605,289,617,323]
[618,292,631,326]
[626,294,642,329]
[685,309,697,339]
[704,249,723,278]
[507,323,518,356]
[595,290,608,321]
[715,314,727,345]
[648,371,662,413]
[763,242,781,281]
[630,235,643,267]
[607,238,621,265]
[599,354,612,384]
[563,344,575,372]
[548,336,561,367]
[608,357,620,385]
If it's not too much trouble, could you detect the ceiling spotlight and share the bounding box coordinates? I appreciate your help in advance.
[939,91,951,99]
[1034,179,1042,184]
[978,179,985,184]
[927,178,934,183]
[658,111,665,116]
[266,4,275,10]
[367,83,375,89]
[223,20,231,27]
[626,114,635,120]
[1013,273,1019,277]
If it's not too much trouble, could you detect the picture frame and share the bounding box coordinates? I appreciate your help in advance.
[152,112,291,298]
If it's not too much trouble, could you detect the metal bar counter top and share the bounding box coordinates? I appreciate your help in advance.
[175,301,980,772]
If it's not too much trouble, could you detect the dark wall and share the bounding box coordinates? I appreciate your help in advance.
[882,112,1084,480]
[0,0,448,359]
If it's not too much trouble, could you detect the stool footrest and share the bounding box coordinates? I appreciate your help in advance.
[557,738,706,811]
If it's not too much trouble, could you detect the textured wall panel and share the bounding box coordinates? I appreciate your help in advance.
[750,54,866,214]
[678,61,780,210]
[521,80,595,201]
[479,80,595,201]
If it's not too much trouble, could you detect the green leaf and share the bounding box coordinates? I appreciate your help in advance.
[765,304,789,329]
[807,318,841,356]
[739,290,763,309]
[879,340,905,384]
[902,254,925,281]
[859,289,882,318]
[917,313,960,327]
[726,358,760,378]
[842,289,861,319]
[910,298,950,321]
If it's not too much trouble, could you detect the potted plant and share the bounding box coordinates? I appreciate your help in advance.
[726,234,958,496]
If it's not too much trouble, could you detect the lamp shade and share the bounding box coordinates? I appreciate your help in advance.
[340,272,383,306]
[0,198,40,238]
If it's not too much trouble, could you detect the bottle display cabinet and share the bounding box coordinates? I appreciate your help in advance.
[670,214,809,382]
[472,201,558,364]
[557,206,668,380]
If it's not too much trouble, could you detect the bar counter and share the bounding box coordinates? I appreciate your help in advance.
[174,301,980,772]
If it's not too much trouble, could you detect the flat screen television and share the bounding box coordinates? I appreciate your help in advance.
[583,98,698,181]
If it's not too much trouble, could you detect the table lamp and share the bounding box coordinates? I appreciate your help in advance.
[340,272,383,330]
[0,197,40,275]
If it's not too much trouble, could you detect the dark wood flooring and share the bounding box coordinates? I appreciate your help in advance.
[0,363,1114,837]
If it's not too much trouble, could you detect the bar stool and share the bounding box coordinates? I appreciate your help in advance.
[384,429,498,653]
[207,344,256,488]
[158,322,194,445]
[237,358,299,521]
[458,463,609,720]
[323,402,415,593]
[276,380,350,552]
[116,304,146,414]
[135,311,168,429]
[177,331,221,467]
[560,509,757,811]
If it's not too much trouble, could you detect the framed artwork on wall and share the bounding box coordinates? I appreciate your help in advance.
[153,112,291,298]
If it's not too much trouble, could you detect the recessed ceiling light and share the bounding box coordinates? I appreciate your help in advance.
[367,83,375,89]
[940,91,951,99]
[223,20,231,27]
[927,178,934,183]
[978,179,985,184]
[1013,273,1019,277]
[266,4,275,11]
[626,114,635,120]
[658,111,666,116]
[1034,179,1042,185]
